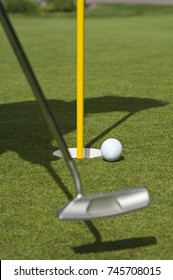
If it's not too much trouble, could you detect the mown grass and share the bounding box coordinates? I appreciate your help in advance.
[0,5,173,259]
[84,3,173,18]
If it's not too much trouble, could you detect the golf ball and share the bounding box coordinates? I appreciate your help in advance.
[101,138,122,161]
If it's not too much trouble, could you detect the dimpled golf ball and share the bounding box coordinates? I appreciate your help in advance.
[101,138,122,161]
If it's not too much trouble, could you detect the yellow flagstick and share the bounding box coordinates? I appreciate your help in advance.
[53,0,101,160]
[77,0,84,159]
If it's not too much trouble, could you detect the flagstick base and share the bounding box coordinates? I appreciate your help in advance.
[53,148,102,159]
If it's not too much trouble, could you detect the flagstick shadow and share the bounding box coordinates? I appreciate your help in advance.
[86,112,133,148]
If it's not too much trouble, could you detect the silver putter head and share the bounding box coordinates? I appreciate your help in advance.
[58,187,149,220]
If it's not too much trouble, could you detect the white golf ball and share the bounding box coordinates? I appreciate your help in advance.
[101,138,122,161]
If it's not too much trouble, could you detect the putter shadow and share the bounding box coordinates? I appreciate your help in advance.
[44,165,156,253]
[45,164,102,242]
[46,164,73,201]
[73,236,157,254]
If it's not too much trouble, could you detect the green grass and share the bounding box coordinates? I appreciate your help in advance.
[84,3,173,18]
[0,5,173,259]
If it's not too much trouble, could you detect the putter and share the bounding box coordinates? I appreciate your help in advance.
[0,1,149,220]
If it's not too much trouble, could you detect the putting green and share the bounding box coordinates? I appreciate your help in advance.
[0,5,173,259]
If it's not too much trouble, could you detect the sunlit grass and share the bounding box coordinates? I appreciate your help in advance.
[0,6,173,259]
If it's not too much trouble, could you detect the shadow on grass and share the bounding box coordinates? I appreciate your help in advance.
[73,236,157,254]
[45,164,157,254]
[42,164,158,254]
[0,96,168,166]
[0,95,165,249]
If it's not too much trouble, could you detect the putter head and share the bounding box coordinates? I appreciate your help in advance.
[58,187,149,220]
